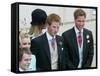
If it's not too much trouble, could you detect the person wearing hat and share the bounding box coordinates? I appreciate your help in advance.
[29,9,47,39]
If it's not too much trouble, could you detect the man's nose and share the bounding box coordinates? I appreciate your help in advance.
[55,28,58,32]
[80,22,84,25]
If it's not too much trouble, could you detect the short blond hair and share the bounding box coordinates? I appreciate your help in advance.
[19,31,30,44]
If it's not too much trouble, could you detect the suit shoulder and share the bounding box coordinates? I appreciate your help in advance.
[62,28,73,36]
[31,33,45,42]
[84,28,92,34]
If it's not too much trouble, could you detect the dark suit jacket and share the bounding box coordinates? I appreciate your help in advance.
[31,33,64,71]
[62,27,94,69]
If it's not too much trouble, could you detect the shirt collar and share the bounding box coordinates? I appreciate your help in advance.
[19,68,24,71]
[74,26,83,35]
[46,32,56,41]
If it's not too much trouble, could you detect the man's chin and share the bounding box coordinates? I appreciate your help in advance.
[78,28,83,31]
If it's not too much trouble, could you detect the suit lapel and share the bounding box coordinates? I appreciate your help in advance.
[56,36,61,58]
[83,29,87,59]
[72,28,79,58]
[56,36,62,69]
[42,33,51,62]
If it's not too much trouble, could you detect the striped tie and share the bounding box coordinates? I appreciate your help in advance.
[78,32,82,48]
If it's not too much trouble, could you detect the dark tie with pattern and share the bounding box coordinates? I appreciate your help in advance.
[78,32,82,48]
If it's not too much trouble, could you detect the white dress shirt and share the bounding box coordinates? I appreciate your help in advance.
[46,32,58,70]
